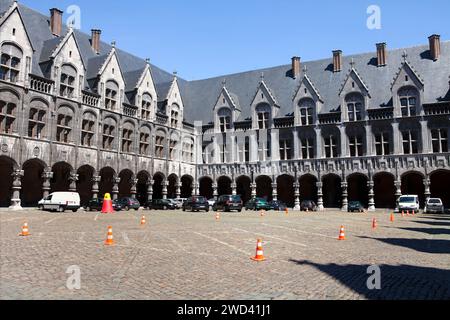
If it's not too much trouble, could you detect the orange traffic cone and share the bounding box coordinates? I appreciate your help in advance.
[19,222,30,237]
[390,213,395,223]
[101,193,114,214]
[251,239,266,262]
[372,218,377,230]
[140,215,146,226]
[215,212,220,221]
[338,226,346,240]
[406,210,410,217]
[285,208,289,216]
[260,210,265,217]
[104,226,115,246]
[401,211,405,218]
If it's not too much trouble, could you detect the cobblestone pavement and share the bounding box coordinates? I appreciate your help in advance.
[1,208,449,300]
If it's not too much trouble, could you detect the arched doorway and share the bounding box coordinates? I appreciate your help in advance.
[0,156,15,207]
[153,173,165,200]
[347,173,369,207]
[217,176,232,196]
[137,171,150,205]
[118,169,134,199]
[430,170,450,208]
[277,175,295,207]
[299,174,318,203]
[181,175,193,198]
[77,165,94,207]
[199,177,213,199]
[50,162,72,193]
[167,174,178,199]
[21,159,45,207]
[256,175,272,201]
[322,174,342,208]
[236,176,251,204]
[374,172,396,209]
[402,172,425,207]
[99,167,115,199]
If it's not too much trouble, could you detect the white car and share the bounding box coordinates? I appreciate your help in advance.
[38,192,81,212]
[208,198,216,208]
[397,195,420,214]
[424,198,445,214]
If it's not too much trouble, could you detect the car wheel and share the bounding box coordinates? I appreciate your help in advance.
[125,206,129,211]
[38,205,44,211]
[86,206,91,212]
[58,206,64,213]
[163,206,167,210]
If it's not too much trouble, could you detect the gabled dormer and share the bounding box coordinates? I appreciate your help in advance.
[391,54,425,117]
[213,83,240,133]
[40,28,86,100]
[339,63,371,122]
[165,74,184,129]
[0,1,34,86]
[293,73,323,126]
[251,76,279,130]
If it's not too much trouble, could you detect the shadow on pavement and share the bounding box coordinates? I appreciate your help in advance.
[289,260,450,300]
[358,235,450,254]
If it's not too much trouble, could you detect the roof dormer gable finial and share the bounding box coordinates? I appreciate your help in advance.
[350,58,355,68]
[111,40,116,48]
[402,50,408,62]
[222,78,227,87]
[302,65,308,74]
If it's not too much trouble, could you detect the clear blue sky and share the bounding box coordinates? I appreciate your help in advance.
[20,0,450,81]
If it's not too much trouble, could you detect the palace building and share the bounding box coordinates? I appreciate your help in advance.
[1,0,449,211]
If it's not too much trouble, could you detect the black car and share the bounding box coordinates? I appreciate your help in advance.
[146,199,176,210]
[183,196,210,212]
[213,195,243,212]
[300,200,318,212]
[270,200,288,211]
[85,198,123,212]
[348,201,365,213]
[116,197,141,211]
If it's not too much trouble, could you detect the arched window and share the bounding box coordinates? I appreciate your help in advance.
[56,106,74,143]
[28,104,46,139]
[217,107,232,132]
[399,87,418,117]
[171,103,180,128]
[346,93,364,122]
[0,43,22,83]
[256,103,271,129]
[298,98,314,126]
[182,139,194,162]
[0,100,17,134]
[60,64,77,98]
[155,131,166,158]
[141,93,152,120]
[122,122,134,153]
[102,117,116,150]
[139,127,151,155]
[81,112,96,147]
[105,80,119,110]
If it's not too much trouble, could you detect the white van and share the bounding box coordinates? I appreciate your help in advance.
[38,192,81,212]
[397,195,420,214]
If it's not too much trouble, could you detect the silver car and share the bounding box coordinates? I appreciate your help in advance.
[424,198,445,214]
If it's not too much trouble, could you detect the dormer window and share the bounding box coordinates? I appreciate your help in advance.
[60,64,77,98]
[0,43,22,83]
[141,93,152,120]
[171,103,180,128]
[255,103,271,130]
[105,80,119,110]
[346,93,364,122]
[399,87,418,117]
[217,107,232,132]
[299,98,314,126]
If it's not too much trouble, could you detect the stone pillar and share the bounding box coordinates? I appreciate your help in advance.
[365,124,373,156]
[147,179,154,202]
[392,122,401,155]
[272,182,278,201]
[341,180,348,212]
[250,182,257,198]
[420,120,431,154]
[339,125,348,158]
[193,182,200,197]
[42,168,53,198]
[316,181,324,211]
[9,170,24,210]
[315,127,323,159]
[212,183,218,200]
[294,181,301,211]
[69,171,79,192]
[368,179,376,211]
[176,182,181,199]
[92,176,101,199]
[231,181,237,196]
[395,180,402,204]
[162,180,168,199]
[424,176,431,203]
[292,129,300,159]
[112,177,120,200]
[130,178,138,199]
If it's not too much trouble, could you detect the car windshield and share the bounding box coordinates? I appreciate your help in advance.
[428,199,442,204]
[231,196,241,202]
[399,197,416,203]
[193,197,206,202]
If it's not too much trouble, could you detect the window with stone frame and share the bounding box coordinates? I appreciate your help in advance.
[279,139,292,161]
[217,107,232,133]
[122,128,133,153]
[80,117,95,147]
[56,113,72,143]
[245,137,250,162]
[0,43,22,83]
[324,135,338,158]
[431,129,448,153]
[346,93,364,122]
[301,138,314,159]
[169,139,178,160]
[349,135,364,157]
[171,104,180,128]
[105,80,119,110]
[139,131,150,155]
[60,65,77,98]
[141,93,152,120]
[399,87,418,117]
[0,100,17,134]
[375,132,391,156]
[155,134,165,158]
[28,108,46,139]
[402,130,419,154]
[182,140,194,162]
[299,99,314,126]
[256,104,271,130]
[102,123,115,150]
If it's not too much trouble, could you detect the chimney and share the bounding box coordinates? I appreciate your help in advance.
[91,29,102,54]
[333,50,342,72]
[376,42,387,67]
[291,56,301,79]
[429,34,441,61]
[49,8,63,37]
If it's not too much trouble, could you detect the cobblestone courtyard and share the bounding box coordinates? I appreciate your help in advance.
[1,209,450,300]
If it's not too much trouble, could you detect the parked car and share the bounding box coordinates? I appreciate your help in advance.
[183,196,210,212]
[245,198,272,211]
[397,195,420,214]
[85,198,123,212]
[348,201,365,213]
[213,195,243,212]
[38,192,81,213]
[116,197,140,211]
[208,198,216,208]
[146,199,177,210]
[424,198,445,214]
[300,200,318,212]
[269,200,288,211]
[167,199,181,209]
[173,198,187,208]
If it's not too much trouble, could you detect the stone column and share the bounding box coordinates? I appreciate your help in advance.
[420,120,431,154]
[292,129,300,160]
[193,182,199,197]
[162,180,168,199]
[147,179,154,202]
[231,181,237,196]
[315,127,323,159]
[392,122,401,155]
[368,179,376,211]
[316,181,324,211]
[395,180,402,204]
[42,168,53,198]
[175,182,181,199]
[130,178,138,199]
[365,124,373,156]
[112,177,120,200]
[339,125,348,158]
[92,176,101,199]
[272,182,278,201]
[294,181,301,211]
[9,170,24,211]
[341,180,348,212]
[69,171,79,192]
[250,182,257,198]
[423,176,431,203]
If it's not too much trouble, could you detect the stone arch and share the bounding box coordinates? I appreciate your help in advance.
[430,169,450,208]
[199,176,213,200]
[181,175,193,198]
[236,175,251,204]
[21,159,46,207]
[77,165,95,206]
[347,173,369,207]
[401,171,426,207]
[277,175,295,207]
[153,172,166,200]
[256,175,272,201]
[99,167,116,199]
[136,171,150,204]
[322,174,342,208]
[299,174,318,203]
[167,174,179,199]
[50,162,73,193]
[217,176,232,196]
[118,169,134,198]
[373,172,396,209]
[0,156,17,207]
